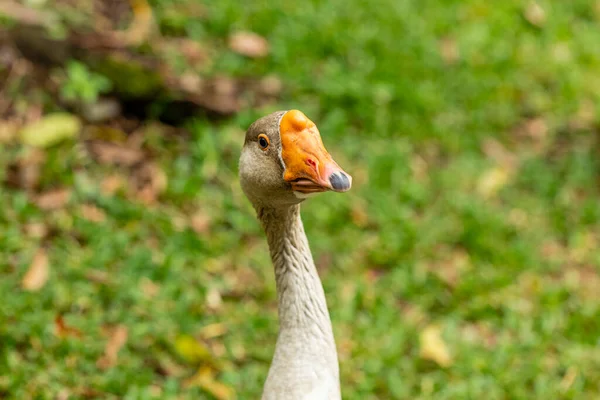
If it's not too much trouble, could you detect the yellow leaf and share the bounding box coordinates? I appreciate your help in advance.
[19,113,81,148]
[185,366,235,400]
[524,1,546,27]
[22,249,49,291]
[477,166,510,198]
[419,324,452,367]
[174,335,213,365]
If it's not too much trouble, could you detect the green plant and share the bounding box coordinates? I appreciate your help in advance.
[60,60,112,104]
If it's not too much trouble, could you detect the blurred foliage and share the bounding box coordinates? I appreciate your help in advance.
[60,61,112,104]
[1,0,600,399]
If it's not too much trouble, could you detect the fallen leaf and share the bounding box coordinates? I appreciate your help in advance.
[570,100,596,131]
[460,322,497,349]
[258,75,282,96]
[184,366,235,400]
[523,117,548,141]
[178,38,209,65]
[179,71,203,93]
[55,315,82,338]
[19,113,81,148]
[350,202,369,228]
[0,119,18,143]
[205,287,222,310]
[200,323,228,340]
[97,325,128,369]
[560,366,578,393]
[123,0,155,45]
[419,324,452,367]
[228,31,269,58]
[191,210,212,235]
[174,335,214,365]
[524,1,546,27]
[140,277,160,298]
[439,37,459,65]
[23,222,48,239]
[87,142,145,166]
[5,149,46,190]
[80,204,106,222]
[34,188,71,210]
[481,139,517,168]
[431,248,471,287]
[196,76,241,115]
[477,166,511,198]
[129,162,168,204]
[86,270,111,284]
[231,342,246,362]
[398,301,427,326]
[22,249,49,291]
[100,174,125,196]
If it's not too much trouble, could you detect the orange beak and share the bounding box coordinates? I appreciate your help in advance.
[280,110,352,194]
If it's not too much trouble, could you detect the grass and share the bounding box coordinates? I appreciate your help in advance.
[2,0,600,398]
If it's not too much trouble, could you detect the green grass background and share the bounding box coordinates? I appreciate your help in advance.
[2,0,600,398]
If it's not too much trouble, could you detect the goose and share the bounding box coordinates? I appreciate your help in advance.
[239,110,352,400]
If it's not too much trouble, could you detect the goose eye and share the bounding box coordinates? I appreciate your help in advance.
[258,134,269,150]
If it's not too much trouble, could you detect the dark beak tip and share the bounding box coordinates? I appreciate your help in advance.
[329,172,351,192]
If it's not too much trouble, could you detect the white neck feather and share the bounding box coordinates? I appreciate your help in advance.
[258,205,341,400]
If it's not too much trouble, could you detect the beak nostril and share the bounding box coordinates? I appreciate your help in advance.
[329,172,350,191]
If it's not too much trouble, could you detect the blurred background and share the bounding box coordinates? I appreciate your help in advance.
[1,0,599,398]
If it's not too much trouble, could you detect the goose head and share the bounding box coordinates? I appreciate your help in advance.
[240,110,352,208]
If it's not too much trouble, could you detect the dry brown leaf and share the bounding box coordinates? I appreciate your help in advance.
[101,174,125,196]
[123,0,155,45]
[350,203,369,228]
[86,270,111,284]
[88,142,145,166]
[22,249,49,291]
[460,322,497,349]
[200,323,228,340]
[5,149,46,190]
[80,204,106,222]
[34,188,71,210]
[439,37,459,65]
[398,301,427,326]
[228,31,269,58]
[432,249,471,287]
[523,117,548,141]
[184,366,235,400]
[481,139,517,168]
[191,210,212,235]
[178,38,209,65]
[258,75,283,96]
[419,324,452,367]
[23,222,48,239]
[179,72,203,93]
[570,100,596,131]
[129,162,168,204]
[524,1,546,27]
[0,120,18,143]
[97,325,128,369]
[55,315,83,339]
[140,277,160,298]
[196,76,241,115]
